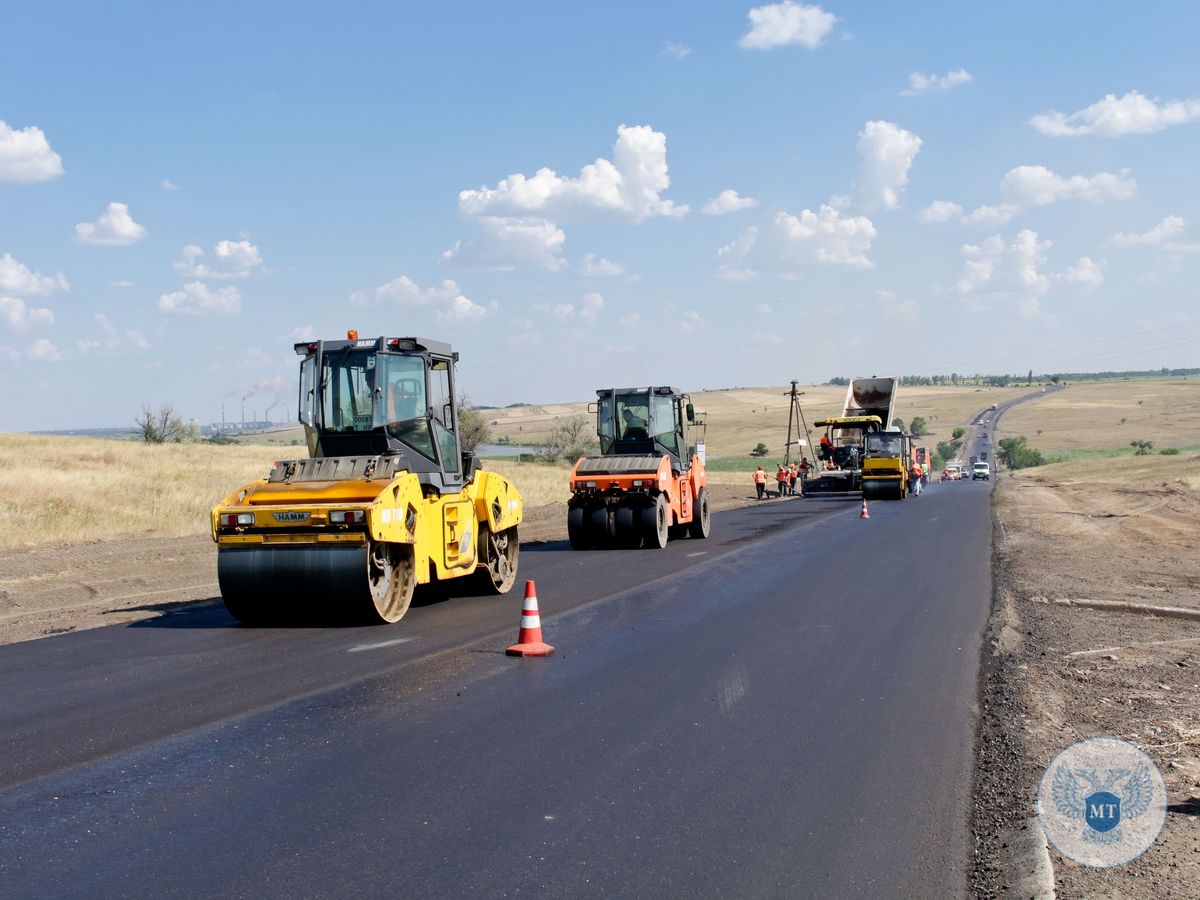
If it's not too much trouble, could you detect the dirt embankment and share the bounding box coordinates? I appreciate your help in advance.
[0,483,768,647]
[973,456,1200,897]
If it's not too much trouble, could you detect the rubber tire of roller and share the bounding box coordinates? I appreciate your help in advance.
[614,503,641,548]
[642,493,670,549]
[688,486,711,539]
[588,504,611,546]
[567,504,590,550]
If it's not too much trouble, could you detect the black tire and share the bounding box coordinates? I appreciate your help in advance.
[588,504,611,546]
[567,504,589,550]
[688,487,711,539]
[614,503,641,548]
[641,493,670,549]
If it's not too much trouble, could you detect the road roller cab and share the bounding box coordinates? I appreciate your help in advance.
[566,386,710,549]
[211,333,523,625]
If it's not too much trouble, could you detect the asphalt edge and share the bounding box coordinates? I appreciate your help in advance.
[968,399,1057,899]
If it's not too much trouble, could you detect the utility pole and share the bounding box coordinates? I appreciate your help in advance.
[783,381,818,468]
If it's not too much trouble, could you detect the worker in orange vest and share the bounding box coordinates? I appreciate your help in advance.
[753,465,768,500]
[910,461,923,496]
[776,465,788,497]
[788,463,798,495]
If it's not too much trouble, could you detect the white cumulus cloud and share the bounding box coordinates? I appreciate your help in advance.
[352,276,496,323]
[739,1,836,50]
[660,41,693,59]
[1111,215,1186,247]
[0,297,55,330]
[1001,165,1136,207]
[961,204,1019,228]
[579,292,604,322]
[702,189,759,215]
[1030,90,1200,137]
[855,121,922,211]
[878,289,919,322]
[27,338,63,361]
[902,69,973,96]
[955,230,1051,296]
[916,200,963,223]
[158,282,242,316]
[0,120,64,182]
[582,254,625,277]
[1056,256,1105,289]
[0,253,69,295]
[443,217,566,271]
[175,240,264,279]
[441,294,495,323]
[458,124,687,223]
[74,202,147,246]
[953,230,1101,303]
[719,205,877,273]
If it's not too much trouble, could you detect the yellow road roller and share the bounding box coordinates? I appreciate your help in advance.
[211,333,522,625]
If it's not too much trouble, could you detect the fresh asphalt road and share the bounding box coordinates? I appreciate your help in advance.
[0,404,1036,897]
[0,487,991,897]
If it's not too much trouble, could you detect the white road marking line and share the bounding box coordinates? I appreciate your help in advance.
[686,551,707,558]
[347,637,415,653]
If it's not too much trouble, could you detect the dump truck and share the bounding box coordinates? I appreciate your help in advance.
[805,376,899,495]
[567,386,709,549]
[861,430,911,500]
[211,333,522,625]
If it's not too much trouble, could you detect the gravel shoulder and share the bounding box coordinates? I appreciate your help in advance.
[972,456,1200,897]
[0,483,767,646]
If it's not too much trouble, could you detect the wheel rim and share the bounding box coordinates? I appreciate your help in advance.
[368,542,415,623]
[486,527,519,593]
[654,496,669,547]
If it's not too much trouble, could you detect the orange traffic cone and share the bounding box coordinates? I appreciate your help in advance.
[506,580,555,657]
[860,497,870,519]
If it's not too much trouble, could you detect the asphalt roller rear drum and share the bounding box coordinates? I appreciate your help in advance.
[218,541,416,625]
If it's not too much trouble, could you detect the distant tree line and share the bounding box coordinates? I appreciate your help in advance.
[827,367,1200,388]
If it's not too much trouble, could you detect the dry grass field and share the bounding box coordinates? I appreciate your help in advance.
[20,378,1170,552]
[0,434,282,549]
[485,383,1026,462]
[997,378,1200,453]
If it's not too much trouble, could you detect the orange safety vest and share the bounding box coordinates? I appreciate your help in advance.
[777,468,788,482]
[753,469,767,484]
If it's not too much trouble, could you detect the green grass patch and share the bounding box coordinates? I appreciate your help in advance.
[706,455,801,472]
[1043,444,1200,464]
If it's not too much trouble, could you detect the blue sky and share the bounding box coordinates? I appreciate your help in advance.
[3,1,1199,430]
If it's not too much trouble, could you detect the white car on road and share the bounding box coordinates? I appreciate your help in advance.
[972,462,990,481]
